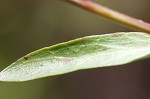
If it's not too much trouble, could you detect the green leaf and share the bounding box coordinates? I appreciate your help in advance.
[0,32,150,82]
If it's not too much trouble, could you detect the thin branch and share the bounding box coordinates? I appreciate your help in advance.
[63,0,150,33]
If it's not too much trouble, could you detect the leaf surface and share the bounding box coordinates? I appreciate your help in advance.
[0,32,150,82]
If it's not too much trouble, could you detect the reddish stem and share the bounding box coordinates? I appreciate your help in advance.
[63,0,150,33]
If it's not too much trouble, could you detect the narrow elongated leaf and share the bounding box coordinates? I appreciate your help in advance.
[0,32,150,82]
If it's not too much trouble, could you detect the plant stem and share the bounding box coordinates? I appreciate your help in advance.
[63,0,150,33]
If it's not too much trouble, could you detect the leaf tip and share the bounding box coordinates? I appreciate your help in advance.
[0,69,20,82]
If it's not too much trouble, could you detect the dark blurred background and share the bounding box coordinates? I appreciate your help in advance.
[0,0,150,99]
